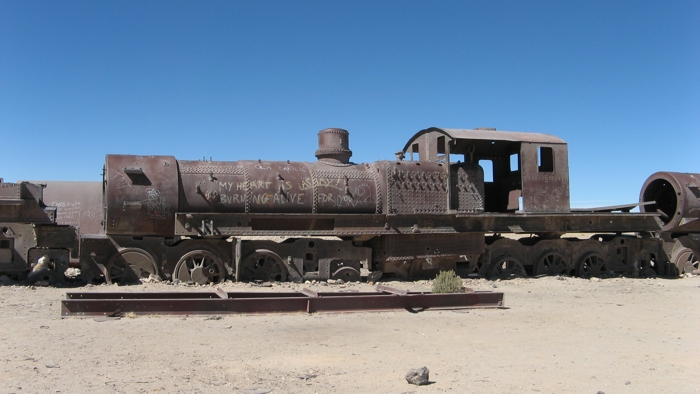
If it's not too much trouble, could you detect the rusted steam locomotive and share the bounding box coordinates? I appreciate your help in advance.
[1,127,698,285]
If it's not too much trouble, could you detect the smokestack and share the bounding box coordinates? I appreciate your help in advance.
[315,128,352,164]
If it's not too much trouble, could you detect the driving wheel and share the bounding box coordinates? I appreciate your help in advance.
[671,247,698,275]
[173,250,226,284]
[534,252,568,276]
[488,255,527,279]
[105,248,159,284]
[240,249,288,282]
[576,252,608,278]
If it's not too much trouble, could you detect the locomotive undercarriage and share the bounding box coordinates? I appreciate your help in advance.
[0,231,675,286]
[72,214,677,284]
[478,234,671,279]
[79,235,233,284]
[366,232,671,280]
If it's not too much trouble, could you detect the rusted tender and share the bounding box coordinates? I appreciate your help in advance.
[0,180,78,283]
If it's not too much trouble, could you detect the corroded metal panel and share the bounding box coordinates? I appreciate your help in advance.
[178,159,381,215]
[242,161,313,213]
[372,233,484,262]
[34,225,76,249]
[387,161,447,214]
[104,155,179,237]
[0,223,36,273]
[178,161,249,213]
[38,181,104,235]
[0,181,55,224]
[520,143,570,212]
[450,163,485,213]
[307,163,380,214]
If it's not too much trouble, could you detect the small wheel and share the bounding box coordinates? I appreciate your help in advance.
[106,248,159,284]
[671,247,698,275]
[240,249,288,282]
[637,256,659,278]
[640,267,657,278]
[576,252,608,278]
[26,268,64,286]
[534,252,568,276]
[332,266,360,282]
[174,250,226,284]
[487,255,526,279]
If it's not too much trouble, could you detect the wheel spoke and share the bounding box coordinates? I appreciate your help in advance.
[105,248,158,284]
[577,252,606,278]
[534,251,567,276]
[241,250,288,282]
[488,256,525,279]
[173,250,225,284]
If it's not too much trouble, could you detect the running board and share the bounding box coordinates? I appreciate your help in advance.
[61,286,504,316]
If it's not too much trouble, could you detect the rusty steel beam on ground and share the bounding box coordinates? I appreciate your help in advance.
[60,286,504,316]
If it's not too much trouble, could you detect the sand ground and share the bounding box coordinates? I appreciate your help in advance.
[1,275,698,394]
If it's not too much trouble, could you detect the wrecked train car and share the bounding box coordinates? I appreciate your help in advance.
[2,127,698,284]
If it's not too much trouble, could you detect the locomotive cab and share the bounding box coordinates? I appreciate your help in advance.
[401,127,570,213]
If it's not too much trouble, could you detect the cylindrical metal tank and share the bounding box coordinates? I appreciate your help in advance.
[178,160,315,214]
[104,153,382,237]
[639,172,700,231]
[177,159,380,214]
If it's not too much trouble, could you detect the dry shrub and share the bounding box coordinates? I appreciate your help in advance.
[431,270,463,293]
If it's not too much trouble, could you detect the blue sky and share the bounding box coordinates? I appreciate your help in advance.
[1,1,698,207]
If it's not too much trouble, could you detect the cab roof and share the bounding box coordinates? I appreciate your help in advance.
[402,127,566,152]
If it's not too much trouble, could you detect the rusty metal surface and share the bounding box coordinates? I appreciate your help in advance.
[104,155,179,237]
[315,128,352,164]
[451,163,485,213]
[480,235,670,279]
[0,181,55,224]
[570,202,654,213]
[640,172,700,232]
[239,238,371,282]
[174,211,662,238]
[455,212,662,233]
[172,126,377,217]
[370,233,484,262]
[398,127,570,214]
[2,127,688,284]
[672,234,700,274]
[386,161,447,214]
[519,143,570,213]
[403,127,566,154]
[0,223,36,273]
[0,222,77,275]
[34,181,104,235]
[178,160,380,215]
[0,180,80,275]
[60,286,504,316]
